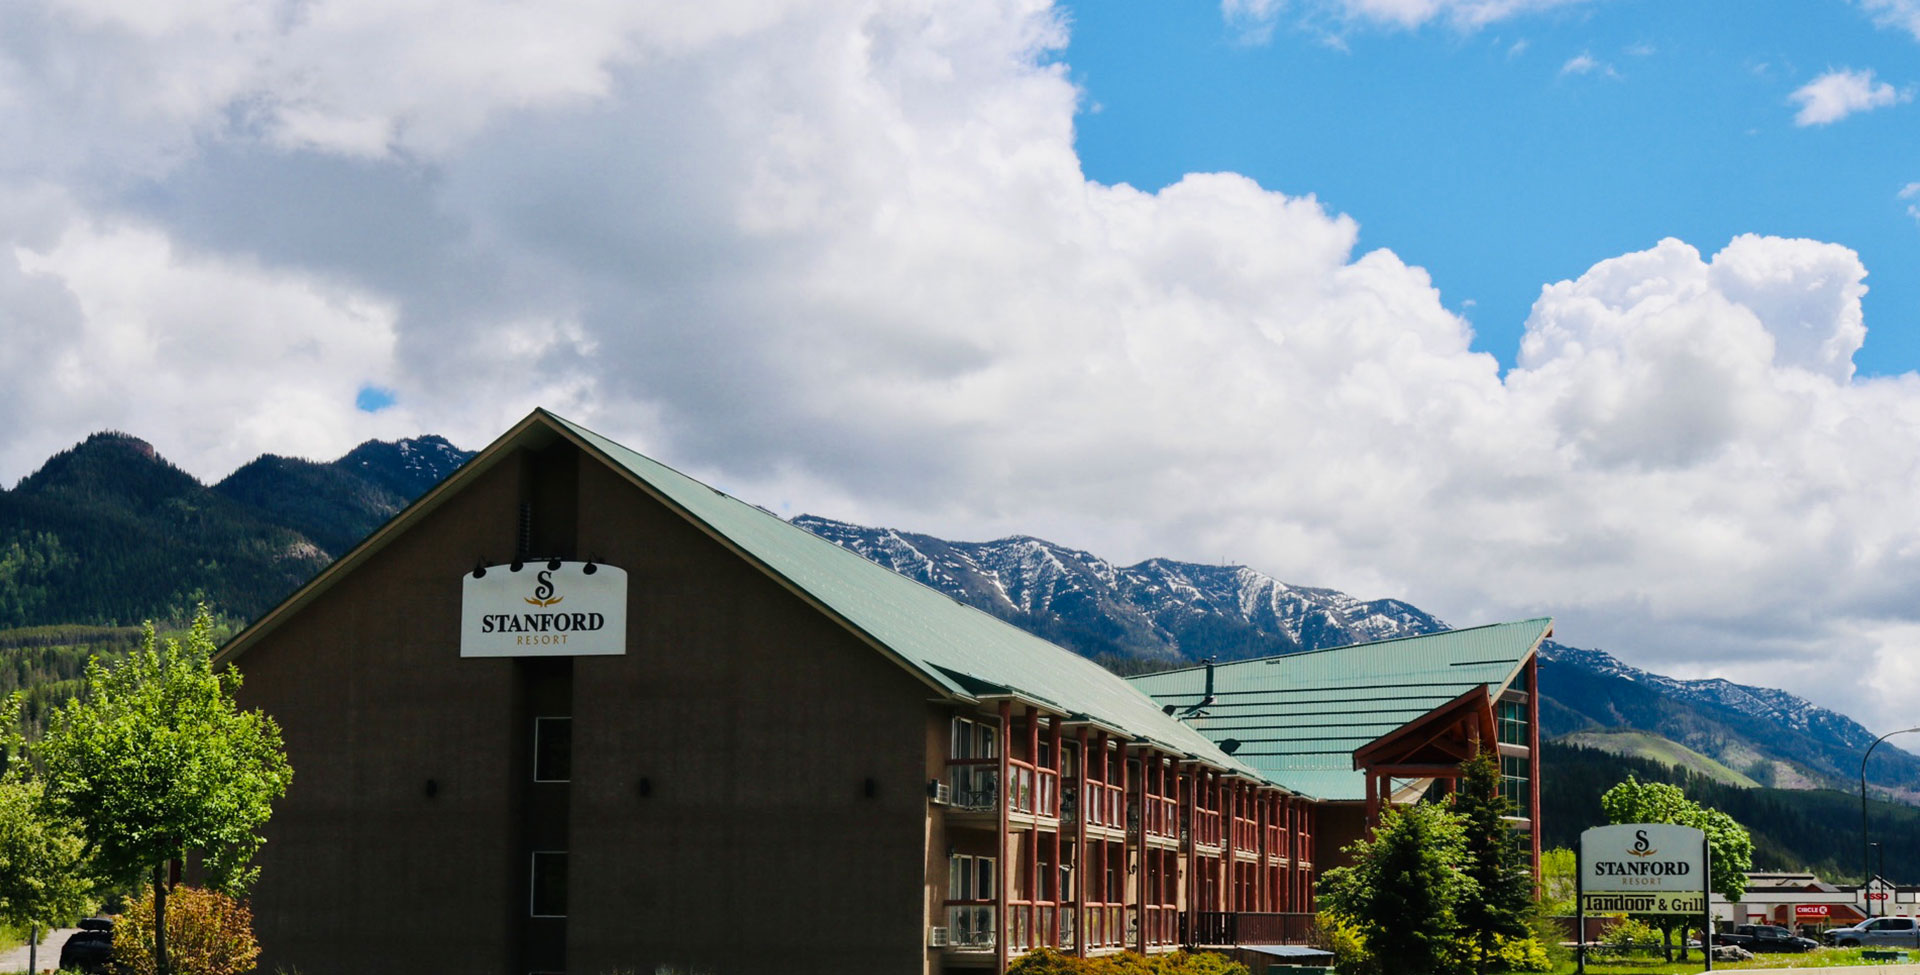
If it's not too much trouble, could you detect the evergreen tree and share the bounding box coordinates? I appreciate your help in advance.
[1321,801,1473,975]
[1453,751,1534,973]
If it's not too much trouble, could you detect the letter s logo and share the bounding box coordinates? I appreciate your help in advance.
[525,570,564,607]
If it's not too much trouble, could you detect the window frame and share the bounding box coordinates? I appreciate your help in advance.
[533,716,572,783]
[529,850,568,918]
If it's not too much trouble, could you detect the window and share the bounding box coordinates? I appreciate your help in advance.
[533,717,571,782]
[1497,699,1528,746]
[949,854,996,901]
[1501,755,1530,817]
[530,851,567,918]
[950,717,997,759]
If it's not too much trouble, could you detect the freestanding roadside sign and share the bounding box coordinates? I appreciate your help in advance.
[1578,824,1712,974]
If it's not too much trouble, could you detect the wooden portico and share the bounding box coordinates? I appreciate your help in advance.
[1353,684,1498,826]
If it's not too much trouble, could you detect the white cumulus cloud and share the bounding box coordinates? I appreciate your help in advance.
[1789,68,1910,126]
[1222,0,1590,38]
[5,0,1920,734]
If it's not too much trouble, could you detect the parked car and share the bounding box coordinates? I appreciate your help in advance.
[58,920,114,974]
[1716,924,1819,953]
[1827,916,1920,948]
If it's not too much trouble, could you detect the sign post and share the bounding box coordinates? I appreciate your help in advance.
[1579,824,1711,972]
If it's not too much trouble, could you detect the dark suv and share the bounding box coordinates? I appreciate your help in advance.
[58,918,114,974]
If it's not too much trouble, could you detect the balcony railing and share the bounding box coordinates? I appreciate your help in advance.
[1233,817,1258,851]
[949,760,1061,818]
[1184,911,1319,946]
[945,904,995,950]
[1064,781,1125,829]
[1084,781,1124,829]
[1009,904,1073,952]
[1083,904,1126,950]
[948,764,999,812]
[1131,794,1178,839]
[1190,807,1222,848]
[1135,904,1179,947]
[1266,825,1287,856]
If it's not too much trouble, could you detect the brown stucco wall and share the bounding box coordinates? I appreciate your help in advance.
[236,449,527,973]
[234,439,936,974]
[1314,803,1367,886]
[563,453,933,973]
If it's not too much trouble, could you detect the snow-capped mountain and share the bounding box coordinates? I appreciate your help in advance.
[794,515,1446,666]
[1541,641,1878,749]
[797,514,1920,798]
[338,435,471,501]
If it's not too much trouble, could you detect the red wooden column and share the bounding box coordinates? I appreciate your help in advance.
[1527,656,1543,877]
[1222,778,1236,913]
[1128,752,1144,951]
[1285,796,1298,913]
[996,700,1012,973]
[1074,726,1090,958]
[1049,715,1063,948]
[1255,789,1268,913]
[1027,706,1041,953]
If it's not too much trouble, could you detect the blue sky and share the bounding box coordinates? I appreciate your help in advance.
[1066,0,1920,374]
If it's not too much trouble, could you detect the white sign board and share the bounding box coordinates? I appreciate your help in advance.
[460,561,627,657]
[1580,823,1708,915]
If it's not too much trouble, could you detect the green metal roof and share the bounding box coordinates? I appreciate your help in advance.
[1125,618,1552,801]
[548,412,1266,781]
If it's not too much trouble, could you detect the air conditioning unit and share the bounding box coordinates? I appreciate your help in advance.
[929,782,952,805]
[928,926,951,947]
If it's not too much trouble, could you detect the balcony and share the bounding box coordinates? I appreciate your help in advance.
[1233,816,1258,852]
[1082,905,1126,951]
[1189,807,1223,850]
[1137,904,1180,948]
[944,904,996,951]
[1008,904,1074,953]
[1063,781,1126,830]
[946,761,1061,818]
[948,764,1000,813]
[1130,794,1178,840]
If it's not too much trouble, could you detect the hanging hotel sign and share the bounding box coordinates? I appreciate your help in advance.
[1578,824,1709,914]
[460,561,627,657]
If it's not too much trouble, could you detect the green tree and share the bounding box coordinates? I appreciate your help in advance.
[1599,776,1754,961]
[1453,751,1535,973]
[0,777,89,972]
[38,609,292,975]
[1537,848,1577,916]
[1321,801,1473,975]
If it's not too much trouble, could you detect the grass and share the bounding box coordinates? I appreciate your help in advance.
[1549,947,1920,973]
[1555,730,1763,788]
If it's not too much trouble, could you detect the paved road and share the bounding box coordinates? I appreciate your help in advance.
[0,929,77,974]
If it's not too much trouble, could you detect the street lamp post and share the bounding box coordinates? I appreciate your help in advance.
[1861,727,1920,916]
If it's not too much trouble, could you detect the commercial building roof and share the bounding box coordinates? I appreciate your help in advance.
[1126,618,1552,801]
[223,409,1266,784]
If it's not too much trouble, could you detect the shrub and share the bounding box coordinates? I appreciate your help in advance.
[1490,934,1553,972]
[1008,948,1084,974]
[1008,949,1248,975]
[1598,917,1660,957]
[1311,910,1375,975]
[112,885,260,975]
[1148,949,1249,974]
